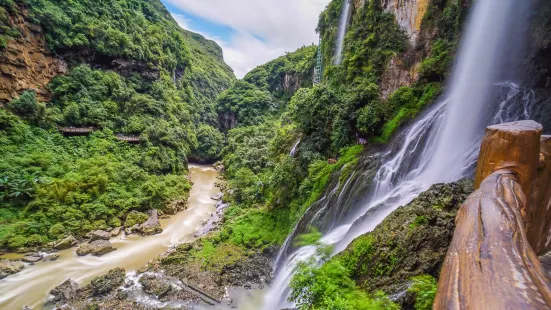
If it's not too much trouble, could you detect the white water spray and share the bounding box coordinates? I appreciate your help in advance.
[261,0,533,308]
[333,0,352,65]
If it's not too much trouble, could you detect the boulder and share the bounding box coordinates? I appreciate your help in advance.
[22,256,42,263]
[54,235,77,250]
[43,253,60,262]
[50,279,79,302]
[88,230,111,241]
[110,227,122,237]
[139,274,172,298]
[89,268,125,296]
[76,240,116,257]
[0,260,24,279]
[137,210,162,236]
[124,211,148,228]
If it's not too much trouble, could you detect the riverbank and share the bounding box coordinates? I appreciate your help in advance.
[0,165,221,309]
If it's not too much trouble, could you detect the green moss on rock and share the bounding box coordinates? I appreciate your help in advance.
[124,211,148,228]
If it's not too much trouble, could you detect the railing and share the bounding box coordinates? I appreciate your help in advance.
[58,126,96,136]
[115,135,140,144]
[434,120,551,309]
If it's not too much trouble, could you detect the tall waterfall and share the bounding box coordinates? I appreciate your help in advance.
[261,0,533,309]
[333,0,352,65]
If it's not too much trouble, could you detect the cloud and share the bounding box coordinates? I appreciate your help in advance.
[166,0,331,78]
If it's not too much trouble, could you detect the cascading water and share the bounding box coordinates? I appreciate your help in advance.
[261,0,533,309]
[333,0,352,65]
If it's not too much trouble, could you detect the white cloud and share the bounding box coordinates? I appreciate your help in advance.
[167,0,331,78]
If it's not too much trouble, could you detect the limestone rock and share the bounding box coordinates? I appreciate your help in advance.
[110,227,122,237]
[50,279,79,302]
[54,235,77,250]
[124,211,149,228]
[22,256,42,263]
[0,260,24,279]
[137,210,162,236]
[76,240,116,256]
[89,268,125,296]
[139,274,172,298]
[88,230,111,241]
[43,253,60,262]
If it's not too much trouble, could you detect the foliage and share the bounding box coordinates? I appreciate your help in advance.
[124,211,148,227]
[192,124,225,163]
[293,227,322,247]
[244,45,317,99]
[216,80,276,129]
[408,275,438,310]
[0,109,191,250]
[290,257,399,310]
[0,2,19,52]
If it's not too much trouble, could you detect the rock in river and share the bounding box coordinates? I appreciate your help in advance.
[50,279,79,302]
[139,273,172,298]
[0,260,24,279]
[88,230,111,241]
[76,240,116,256]
[54,235,77,250]
[90,268,125,296]
[137,210,162,236]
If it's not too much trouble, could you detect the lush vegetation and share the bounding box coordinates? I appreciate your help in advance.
[0,0,236,250]
[244,45,317,99]
[0,108,191,249]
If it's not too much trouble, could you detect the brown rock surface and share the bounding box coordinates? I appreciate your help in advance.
[0,9,66,102]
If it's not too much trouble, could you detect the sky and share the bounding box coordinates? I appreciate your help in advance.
[161,0,331,78]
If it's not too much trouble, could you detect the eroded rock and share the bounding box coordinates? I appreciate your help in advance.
[89,268,125,296]
[76,240,116,256]
[137,210,162,236]
[139,274,172,298]
[50,279,79,303]
[54,235,77,250]
[0,260,24,279]
[22,256,42,263]
[110,227,122,237]
[88,230,111,242]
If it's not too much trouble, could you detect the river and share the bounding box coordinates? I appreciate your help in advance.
[0,165,220,310]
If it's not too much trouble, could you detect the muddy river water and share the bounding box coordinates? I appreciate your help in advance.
[0,165,221,310]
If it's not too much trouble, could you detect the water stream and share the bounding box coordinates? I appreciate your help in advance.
[0,165,220,310]
[262,0,533,308]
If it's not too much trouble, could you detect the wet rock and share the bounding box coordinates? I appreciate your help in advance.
[76,240,116,256]
[22,256,42,263]
[50,279,78,302]
[43,253,60,262]
[54,235,77,250]
[137,210,162,236]
[110,227,122,237]
[0,260,24,279]
[139,274,172,298]
[88,230,111,241]
[89,268,125,296]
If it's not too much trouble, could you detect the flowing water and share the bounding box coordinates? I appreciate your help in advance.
[0,165,220,310]
[262,0,534,308]
[333,0,352,65]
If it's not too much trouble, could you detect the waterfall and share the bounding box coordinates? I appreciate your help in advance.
[333,0,352,65]
[289,139,301,157]
[261,0,534,309]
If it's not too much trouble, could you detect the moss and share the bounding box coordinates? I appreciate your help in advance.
[123,211,148,228]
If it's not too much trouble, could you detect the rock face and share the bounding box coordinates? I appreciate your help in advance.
[110,227,122,237]
[333,180,473,308]
[22,255,42,263]
[381,0,430,44]
[137,210,162,236]
[0,9,66,102]
[0,260,24,279]
[76,240,116,256]
[54,235,77,250]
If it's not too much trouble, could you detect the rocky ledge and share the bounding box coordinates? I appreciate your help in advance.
[0,260,24,279]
